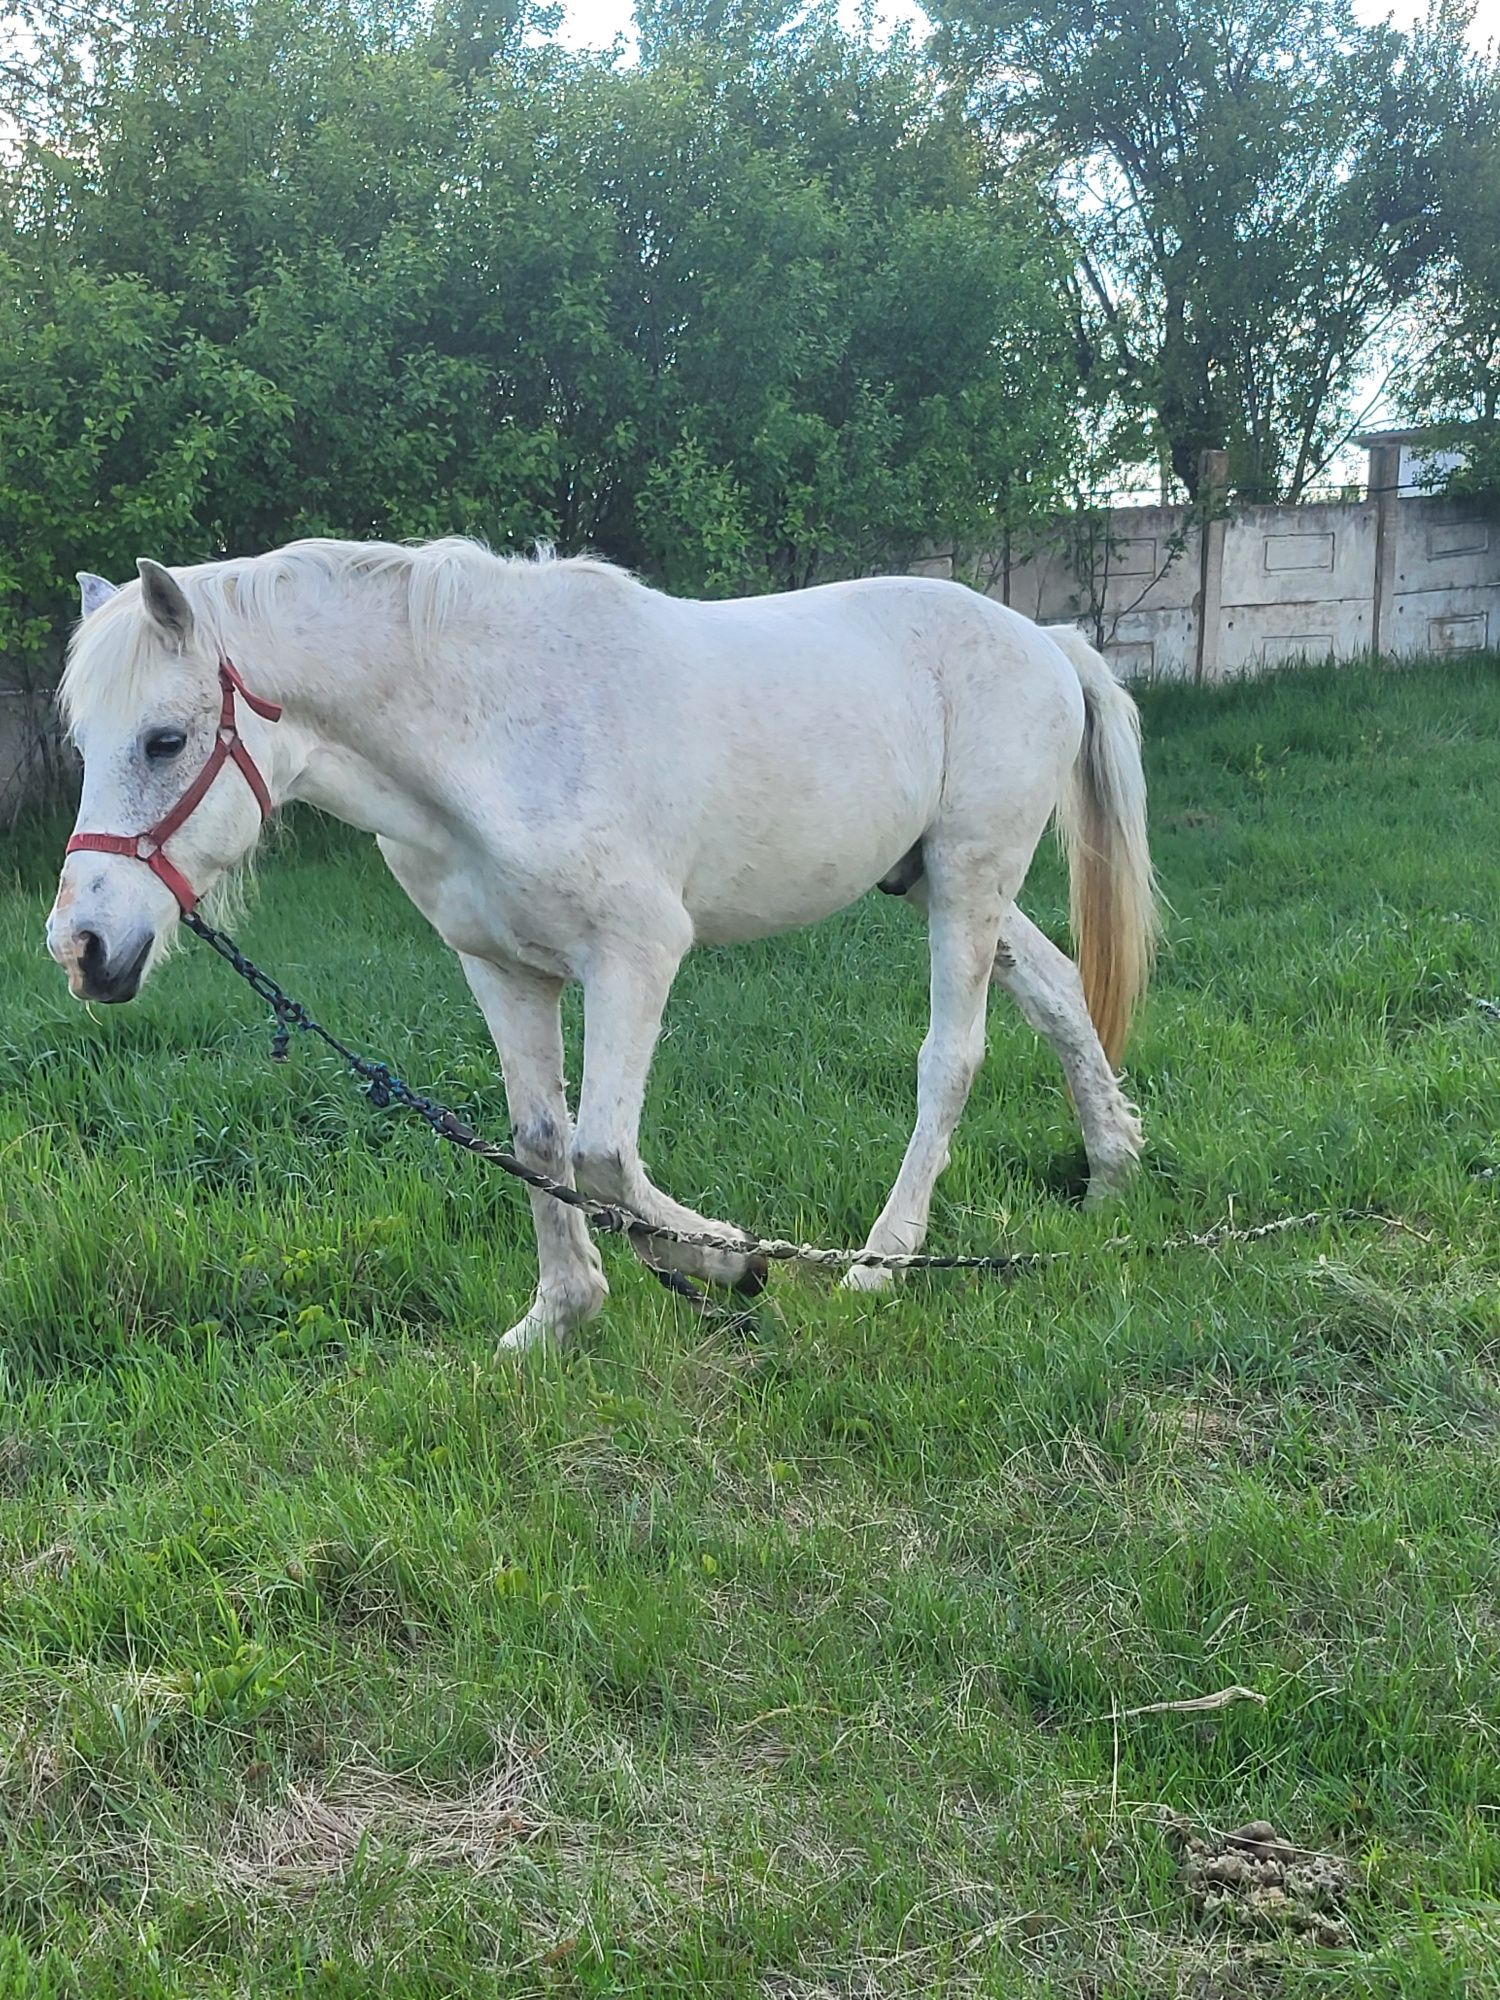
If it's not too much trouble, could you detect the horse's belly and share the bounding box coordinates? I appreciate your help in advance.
[683,781,934,943]
[690,871,898,944]
[679,679,941,940]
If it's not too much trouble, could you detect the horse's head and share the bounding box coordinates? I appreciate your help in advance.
[48,560,282,1003]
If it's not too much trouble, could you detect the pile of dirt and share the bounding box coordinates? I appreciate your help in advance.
[1169,1818,1354,1947]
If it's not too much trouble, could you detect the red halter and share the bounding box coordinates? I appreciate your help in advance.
[66,656,283,916]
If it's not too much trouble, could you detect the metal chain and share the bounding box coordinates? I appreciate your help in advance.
[181,911,1396,1284]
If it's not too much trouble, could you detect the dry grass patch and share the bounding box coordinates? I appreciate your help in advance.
[221,1739,554,1893]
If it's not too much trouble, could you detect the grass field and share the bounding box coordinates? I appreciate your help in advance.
[1,655,1498,1997]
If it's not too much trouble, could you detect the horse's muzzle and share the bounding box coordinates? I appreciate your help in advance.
[75,928,153,1004]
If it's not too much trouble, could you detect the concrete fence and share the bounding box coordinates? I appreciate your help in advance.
[924,434,1498,682]
[0,678,57,826]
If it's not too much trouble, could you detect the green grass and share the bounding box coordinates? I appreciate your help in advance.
[1,655,1498,1997]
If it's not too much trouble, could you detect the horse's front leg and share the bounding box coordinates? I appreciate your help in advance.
[461,955,608,1351]
[571,938,766,1294]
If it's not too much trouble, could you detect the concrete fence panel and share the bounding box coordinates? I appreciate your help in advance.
[968,434,1498,684]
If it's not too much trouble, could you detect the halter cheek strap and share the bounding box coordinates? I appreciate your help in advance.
[66,657,283,916]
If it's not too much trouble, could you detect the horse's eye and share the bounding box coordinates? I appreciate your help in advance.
[144,728,187,762]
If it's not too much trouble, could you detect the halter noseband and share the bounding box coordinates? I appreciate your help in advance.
[66,656,283,916]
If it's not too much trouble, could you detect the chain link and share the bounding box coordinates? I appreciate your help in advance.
[181,911,1397,1286]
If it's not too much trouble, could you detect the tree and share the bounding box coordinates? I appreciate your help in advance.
[931,0,1457,500]
[4,0,618,594]
[3,0,1085,674]
[1400,7,1500,431]
[1384,5,1500,512]
[583,5,1084,587]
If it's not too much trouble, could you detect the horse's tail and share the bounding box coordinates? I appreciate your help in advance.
[1046,625,1158,1070]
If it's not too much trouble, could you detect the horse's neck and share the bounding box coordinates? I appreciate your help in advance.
[245,574,418,720]
[262,583,461,848]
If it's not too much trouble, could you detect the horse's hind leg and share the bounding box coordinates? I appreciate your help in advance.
[843,845,1006,1292]
[992,909,1142,1204]
[571,934,765,1292]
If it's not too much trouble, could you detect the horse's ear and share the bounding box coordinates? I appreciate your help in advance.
[136,558,195,644]
[77,572,119,617]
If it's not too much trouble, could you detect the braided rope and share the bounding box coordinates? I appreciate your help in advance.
[182,912,1396,1279]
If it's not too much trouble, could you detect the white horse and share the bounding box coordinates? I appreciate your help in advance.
[48,540,1156,1348]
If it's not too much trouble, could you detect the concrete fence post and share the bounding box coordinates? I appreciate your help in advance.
[1367,438,1402,658]
[1194,449,1230,683]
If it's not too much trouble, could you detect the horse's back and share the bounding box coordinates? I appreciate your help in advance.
[683,573,1085,772]
[652,573,1075,708]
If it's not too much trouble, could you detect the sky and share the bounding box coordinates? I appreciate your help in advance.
[552,0,1500,50]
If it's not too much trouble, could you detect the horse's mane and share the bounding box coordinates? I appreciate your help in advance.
[60,537,631,732]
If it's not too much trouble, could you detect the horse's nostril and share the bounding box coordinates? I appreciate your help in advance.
[78,930,105,975]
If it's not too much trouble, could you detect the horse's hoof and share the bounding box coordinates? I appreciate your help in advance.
[733,1253,770,1297]
[497,1276,605,1354]
[840,1261,894,1294]
[497,1314,557,1355]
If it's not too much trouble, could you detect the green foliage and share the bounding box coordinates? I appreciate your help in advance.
[0,259,289,672]
[6,0,1495,663]
[931,0,1484,501]
[1397,9,1500,511]
[0,0,1081,672]
[1440,423,1500,514]
[1402,7,1500,432]
[1,658,1499,1991]
[589,12,1081,588]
